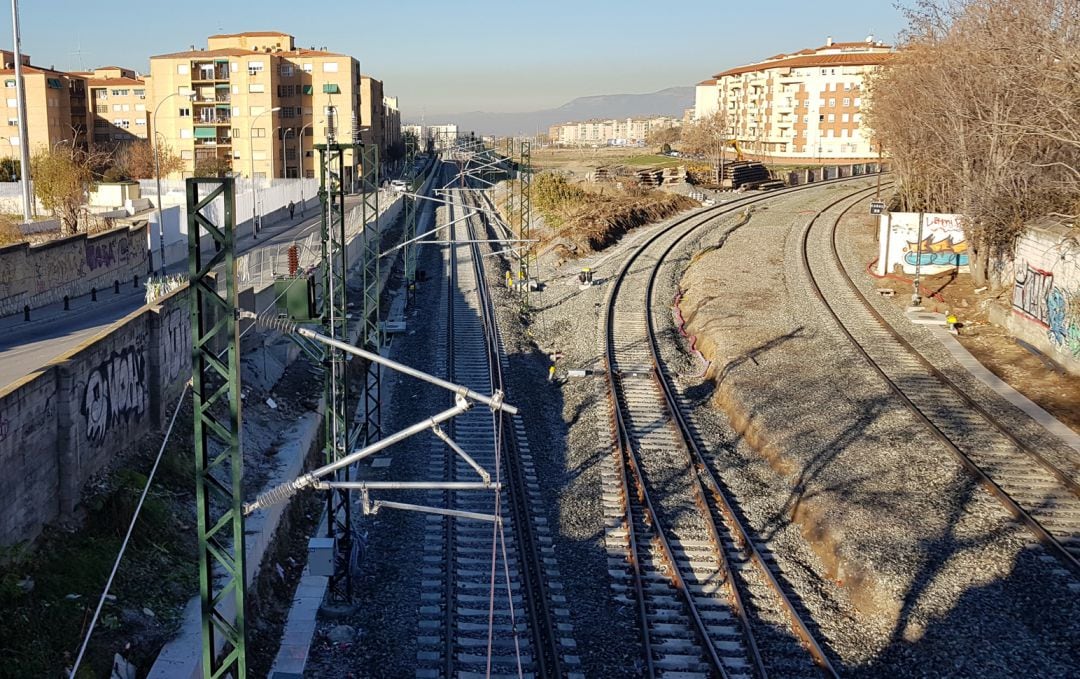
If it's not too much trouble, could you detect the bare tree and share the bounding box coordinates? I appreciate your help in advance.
[31,144,110,236]
[113,140,185,179]
[866,0,1080,286]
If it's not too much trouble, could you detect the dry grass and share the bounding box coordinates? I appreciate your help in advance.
[0,215,24,246]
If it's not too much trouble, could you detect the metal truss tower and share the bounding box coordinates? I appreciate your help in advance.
[316,142,355,602]
[188,178,247,677]
[360,144,382,449]
[517,141,532,313]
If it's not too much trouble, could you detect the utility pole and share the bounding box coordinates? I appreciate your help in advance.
[10,0,33,221]
[911,212,924,307]
[517,141,532,314]
[188,177,247,677]
[317,139,355,603]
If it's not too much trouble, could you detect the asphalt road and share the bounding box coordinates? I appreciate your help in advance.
[0,194,367,390]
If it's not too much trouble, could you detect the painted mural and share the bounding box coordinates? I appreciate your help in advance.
[878,213,970,275]
[1012,263,1080,359]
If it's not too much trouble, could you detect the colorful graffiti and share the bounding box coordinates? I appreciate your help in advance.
[1012,263,1080,359]
[903,235,970,267]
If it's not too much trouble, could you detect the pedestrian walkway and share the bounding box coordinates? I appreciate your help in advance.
[928,324,1080,456]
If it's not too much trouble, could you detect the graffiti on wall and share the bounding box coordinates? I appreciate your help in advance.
[81,346,148,445]
[33,247,86,293]
[161,306,191,383]
[1012,263,1080,359]
[85,237,134,272]
[880,213,970,276]
[902,215,969,267]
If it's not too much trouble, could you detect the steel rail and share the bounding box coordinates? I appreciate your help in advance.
[460,185,565,678]
[800,192,1080,574]
[603,177,886,676]
[640,192,888,678]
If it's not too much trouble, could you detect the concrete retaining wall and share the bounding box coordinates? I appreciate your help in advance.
[0,222,149,318]
[993,219,1080,372]
[0,287,193,546]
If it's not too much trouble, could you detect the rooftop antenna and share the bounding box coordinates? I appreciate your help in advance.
[69,38,89,71]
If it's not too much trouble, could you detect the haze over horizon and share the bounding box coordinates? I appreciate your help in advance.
[5,0,904,118]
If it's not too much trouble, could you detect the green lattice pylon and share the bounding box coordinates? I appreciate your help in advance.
[188,177,246,678]
[517,140,532,313]
[316,142,354,602]
[360,144,382,449]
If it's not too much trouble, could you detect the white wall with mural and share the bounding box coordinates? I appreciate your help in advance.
[877,212,970,276]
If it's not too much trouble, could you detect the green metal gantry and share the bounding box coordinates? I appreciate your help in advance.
[316,142,355,602]
[188,177,246,678]
[517,140,532,313]
[359,143,382,452]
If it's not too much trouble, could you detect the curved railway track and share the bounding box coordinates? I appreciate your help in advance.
[416,164,575,678]
[801,191,1080,574]
[602,179,882,677]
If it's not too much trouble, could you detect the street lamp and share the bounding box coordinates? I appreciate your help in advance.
[297,119,320,217]
[152,88,195,274]
[281,126,294,180]
[249,106,281,239]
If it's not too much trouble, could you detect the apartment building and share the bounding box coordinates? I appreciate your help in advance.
[149,31,364,182]
[0,49,81,157]
[74,66,150,148]
[383,96,401,156]
[549,116,681,147]
[693,37,893,159]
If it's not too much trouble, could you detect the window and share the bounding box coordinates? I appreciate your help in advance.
[3,79,13,88]
[251,127,265,138]
[854,97,861,108]
[95,104,107,114]
[122,104,130,112]
[248,60,264,76]
[94,133,108,143]
[232,85,239,94]
[322,62,339,72]
[277,85,295,97]
[281,106,295,118]
[254,172,266,180]
[94,119,107,128]
[841,113,849,123]
[177,64,189,75]
[285,148,296,160]
[180,129,192,139]
[181,150,193,160]
[113,104,122,112]
[232,127,241,138]
[322,83,340,94]
[280,64,293,77]
[842,98,850,107]
[118,119,130,129]
[8,136,18,145]
[111,88,129,96]
[135,119,146,126]
[134,89,145,99]
[6,98,15,108]
[818,114,824,122]
[303,63,313,73]
[135,104,145,112]
[178,107,191,117]
[827,114,835,123]
[46,78,62,89]
[853,113,862,123]
[252,151,266,161]
[828,98,835,107]
[302,85,313,95]
[249,83,265,93]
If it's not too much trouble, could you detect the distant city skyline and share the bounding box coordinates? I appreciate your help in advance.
[4,0,904,118]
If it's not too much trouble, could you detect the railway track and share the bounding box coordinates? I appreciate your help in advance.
[801,190,1080,574]
[601,180,881,677]
[415,164,576,678]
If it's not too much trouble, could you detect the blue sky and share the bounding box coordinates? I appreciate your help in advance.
[7,1,905,117]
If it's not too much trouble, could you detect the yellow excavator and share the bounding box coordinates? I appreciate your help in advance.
[723,138,745,161]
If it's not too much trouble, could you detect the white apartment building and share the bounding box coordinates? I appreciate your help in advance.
[694,37,893,159]
[549,116,681,147]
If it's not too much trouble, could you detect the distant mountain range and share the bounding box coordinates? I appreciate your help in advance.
[417,86,695,137]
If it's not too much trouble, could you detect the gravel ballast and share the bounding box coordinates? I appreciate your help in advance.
[674,180,1080,676]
